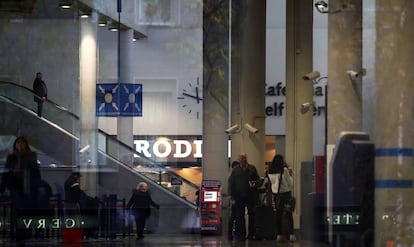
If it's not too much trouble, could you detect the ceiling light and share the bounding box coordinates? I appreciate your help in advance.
[59,1,72,9]
[109,26,118,32]
[98,18,107,27]
[79,10,91,19]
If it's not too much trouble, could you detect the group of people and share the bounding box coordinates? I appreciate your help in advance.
[0,136,293,243]
[227,152,295,242]
[0,136,160,242]
[65,173,160,240]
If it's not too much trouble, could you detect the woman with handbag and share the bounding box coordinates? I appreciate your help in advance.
[266,154,295,242]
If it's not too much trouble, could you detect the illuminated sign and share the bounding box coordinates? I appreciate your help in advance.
[203,191,218,202]
[133,140,233,159]
[325,213,392,225]
[326,213,359,225]
[0,216,98,229]
[21,218,78,229]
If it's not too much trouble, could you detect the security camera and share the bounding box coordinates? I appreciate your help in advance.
[347,70,359,80]
[225,124,240,134]
[300,102,315,114]
[347,68,367,81]
[303,71,321,81]
[300,102,312,109]
[244,123,259,134]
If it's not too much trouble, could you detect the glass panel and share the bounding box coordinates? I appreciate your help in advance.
[1,81,198,205]
[0,81,79,137]
[98,130,199,204]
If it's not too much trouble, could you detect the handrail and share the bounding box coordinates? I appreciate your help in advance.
[0,80,200,203]
[98,129,200,189]
[0,80,79,119]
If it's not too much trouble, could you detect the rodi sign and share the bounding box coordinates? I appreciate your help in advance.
[134,140,203,158]
[133,140,233,159]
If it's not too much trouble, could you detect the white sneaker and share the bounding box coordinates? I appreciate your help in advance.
[289,234,296,242]
[276,235,285,242]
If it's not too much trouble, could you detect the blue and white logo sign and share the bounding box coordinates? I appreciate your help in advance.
[119,83,142,116]
[96,83,142,117]
[96,83,120,116]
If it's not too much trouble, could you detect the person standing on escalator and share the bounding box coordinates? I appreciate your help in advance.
[33,72,47,117]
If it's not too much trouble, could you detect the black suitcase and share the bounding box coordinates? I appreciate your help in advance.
[254,204,277,240]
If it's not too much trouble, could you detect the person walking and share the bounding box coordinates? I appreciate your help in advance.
[33,72,47,117]
[266,154,295,242]
[126,182,160,240]
[228,152,260,241]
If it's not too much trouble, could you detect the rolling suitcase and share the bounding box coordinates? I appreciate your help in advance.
[254,198,277,240]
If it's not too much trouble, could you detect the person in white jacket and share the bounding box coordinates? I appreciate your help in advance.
[266,154,295,242]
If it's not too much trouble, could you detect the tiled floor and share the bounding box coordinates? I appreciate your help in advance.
[0,234,330,246]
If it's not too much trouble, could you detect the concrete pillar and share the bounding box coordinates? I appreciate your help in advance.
[79,13,98,196]
[285,0,313,228]
[327,0,363,145]
[117,29,134,165]
[202,0,235,195]
[374,1,414,246]
[230,0,266,177]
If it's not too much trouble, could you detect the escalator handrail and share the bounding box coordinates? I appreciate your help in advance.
[99,129,200,189]
[0,80,200,190]
[0,80,79,120]
[0,94,199,204]
[98,149,197,208]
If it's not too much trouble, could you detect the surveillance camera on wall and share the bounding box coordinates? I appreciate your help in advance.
[347,70,359,80]
[300,102,312,109]
[303,71,321,81]
[347,69,366,81]
[225,124,240,134]
[244,123,259,134]
[300,102,315,114]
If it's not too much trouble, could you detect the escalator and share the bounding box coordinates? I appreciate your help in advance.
[0,81,200,234]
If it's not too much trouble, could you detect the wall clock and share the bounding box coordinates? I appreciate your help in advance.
[177,77,202,119]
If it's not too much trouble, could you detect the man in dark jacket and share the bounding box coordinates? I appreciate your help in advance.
[32,72,47,117]
[64,172,84,227]
[126,182,159,239]
[228,152,260,241]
